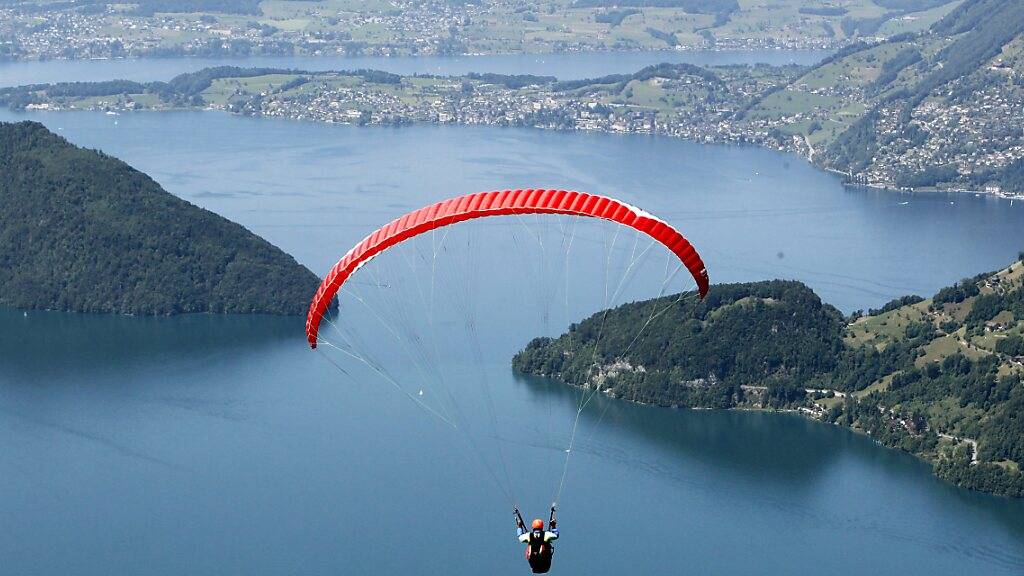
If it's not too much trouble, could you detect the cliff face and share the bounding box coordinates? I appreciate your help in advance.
[0,120,320,315]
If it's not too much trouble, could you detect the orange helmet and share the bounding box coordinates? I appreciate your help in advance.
[532,519,544,530]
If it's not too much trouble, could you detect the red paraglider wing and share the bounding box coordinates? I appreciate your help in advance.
[307,189,709,348]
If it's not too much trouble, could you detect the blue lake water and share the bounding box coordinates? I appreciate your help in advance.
[3,51,1024,575]
[0,49,830,88]
[3,108,1020,312]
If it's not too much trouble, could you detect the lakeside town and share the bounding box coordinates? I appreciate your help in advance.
[9,52,1024,198]
[852,77,1024,194]
[2,0,863,61]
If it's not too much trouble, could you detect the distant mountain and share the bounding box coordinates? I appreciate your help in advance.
[514,263,1024,497]
[0,121,320,316]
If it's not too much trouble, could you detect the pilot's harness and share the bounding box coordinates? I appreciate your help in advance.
[515,505,558,560]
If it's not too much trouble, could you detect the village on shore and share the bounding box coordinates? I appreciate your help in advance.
[14,59,1024,199]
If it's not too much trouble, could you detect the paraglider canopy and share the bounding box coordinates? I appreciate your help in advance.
[306,188,709,348]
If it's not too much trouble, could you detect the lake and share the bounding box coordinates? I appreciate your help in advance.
[0,49,830,88]
[3,306,1024,576]
[3,52,1024,575]
[3,108,1021,312]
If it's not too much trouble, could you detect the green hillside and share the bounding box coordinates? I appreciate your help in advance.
[1,0,949,61]
[514,260,1024,497]
[743,0,1024,193]
[0,120,320,316]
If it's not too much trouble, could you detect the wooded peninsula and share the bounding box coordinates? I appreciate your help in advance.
[514,263,1024,498]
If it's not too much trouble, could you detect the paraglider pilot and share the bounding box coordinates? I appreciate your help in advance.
[515,505,558,573]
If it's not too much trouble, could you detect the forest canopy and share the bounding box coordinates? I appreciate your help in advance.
[0,121,321,315]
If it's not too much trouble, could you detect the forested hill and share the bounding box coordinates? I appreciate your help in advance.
[515,281,847,407]
[513,265,1024,497]
[0,121,319,315]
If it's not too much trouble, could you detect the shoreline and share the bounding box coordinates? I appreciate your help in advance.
[551,375,995,496]
[8,103,1021,202]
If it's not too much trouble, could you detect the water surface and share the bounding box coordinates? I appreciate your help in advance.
[0,49,830,88]
[2,309,1023,576]
[2,108,1020,312]
[3,95,1024,576]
